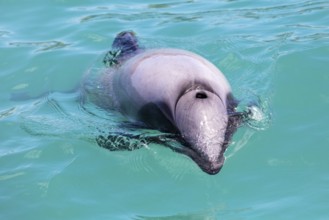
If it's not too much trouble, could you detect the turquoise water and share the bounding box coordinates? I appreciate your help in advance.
[1,0,329,219]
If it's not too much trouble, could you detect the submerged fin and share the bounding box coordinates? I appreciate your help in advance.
[103,31,140,67]
[96,132,147,151]
[96,131,179,152]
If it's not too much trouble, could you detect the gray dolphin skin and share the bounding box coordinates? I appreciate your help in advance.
[86,31,245,175]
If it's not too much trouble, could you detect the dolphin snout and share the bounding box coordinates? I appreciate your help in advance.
[199,155,225,175]
[184,147,226,175]
[208,161,224,175]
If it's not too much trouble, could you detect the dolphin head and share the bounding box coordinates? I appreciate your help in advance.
[174,88,230,175]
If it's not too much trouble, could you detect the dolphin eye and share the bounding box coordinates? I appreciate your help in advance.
[195,92,207,99]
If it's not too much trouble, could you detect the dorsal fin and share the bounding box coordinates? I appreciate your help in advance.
[112,31,139,55]
[103,31,140,67]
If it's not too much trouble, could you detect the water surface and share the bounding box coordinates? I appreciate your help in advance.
[1,0,329,219]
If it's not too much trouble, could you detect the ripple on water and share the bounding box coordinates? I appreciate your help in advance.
[154,150,200,180]
[226,129,255,160]
[18,92,91,140]
[0,30,11,37]
[125,148,157,174]
[120,142,204,180]
[0,107,16,120]
[9,40,70,52]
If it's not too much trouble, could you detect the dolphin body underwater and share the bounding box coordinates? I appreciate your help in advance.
[83,31,251,175]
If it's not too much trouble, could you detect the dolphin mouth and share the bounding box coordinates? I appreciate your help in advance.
[195,154,225,175]
[176,144,226,175]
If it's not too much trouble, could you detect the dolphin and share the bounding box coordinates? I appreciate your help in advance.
[84,31,247,175]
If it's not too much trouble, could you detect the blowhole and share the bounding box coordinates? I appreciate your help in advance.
[195,92,207,99]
